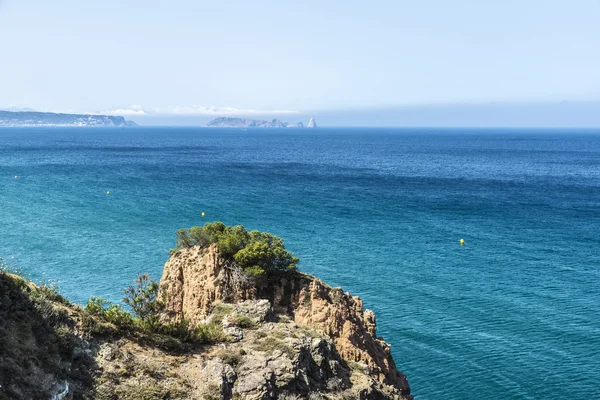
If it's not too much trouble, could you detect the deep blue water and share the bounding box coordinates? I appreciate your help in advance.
[1,127,599,399]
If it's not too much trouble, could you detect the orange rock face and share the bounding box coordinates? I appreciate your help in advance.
[159,245,411,397]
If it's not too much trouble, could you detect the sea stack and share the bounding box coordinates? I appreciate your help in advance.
[307,117,317,128]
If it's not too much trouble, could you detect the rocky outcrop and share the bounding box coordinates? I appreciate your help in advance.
[307,117,317,128]
[93,300,406,400]
[159,245,411,398]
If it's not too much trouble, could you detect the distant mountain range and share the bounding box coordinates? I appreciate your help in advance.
[205,117,317,128]
[0,110,137,127]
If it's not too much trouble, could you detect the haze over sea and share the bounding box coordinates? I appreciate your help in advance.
[1,127,599,399]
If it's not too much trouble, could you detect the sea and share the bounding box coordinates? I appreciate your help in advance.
[1,127,599,399]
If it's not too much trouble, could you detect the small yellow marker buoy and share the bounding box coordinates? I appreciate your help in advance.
[460,238,465,246]
[106,191,111,195]
[201,212,205,217]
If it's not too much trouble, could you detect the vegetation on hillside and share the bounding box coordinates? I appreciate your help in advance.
[82,272,226,349]
[1,221,298,352]
[1,257,227,360]
[80,223,298,345]
[0,263,95,398]
[174,222,299,276]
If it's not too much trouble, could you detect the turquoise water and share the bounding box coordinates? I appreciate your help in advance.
[1,127,599,399]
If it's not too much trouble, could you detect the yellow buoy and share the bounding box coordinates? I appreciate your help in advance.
[201,212,205,217]
[460,238,465,245]
[106,191,111,195]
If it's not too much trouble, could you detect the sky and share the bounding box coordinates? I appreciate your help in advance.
[0,0,599,126]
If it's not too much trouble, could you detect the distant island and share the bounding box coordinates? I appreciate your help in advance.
[205,116,317,128]
[0,110,137,127]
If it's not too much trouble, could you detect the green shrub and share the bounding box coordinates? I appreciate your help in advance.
[83,297,133,330]
[104,304,134,328]
[85,297,110,316]
[243,265,265,276]
[81,312,117,337]
[175,222,226,250]
[228,314,256,329]
[156,304,227,344]
[215,349,243,366]
[158,319,192,340]
[196,321,227,343]
[123,273,164,332]
[86,274,163,334]
[234,232,299,274]
[174,222,299,275]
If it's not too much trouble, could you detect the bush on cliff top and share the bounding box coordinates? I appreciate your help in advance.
[174,222,299,276]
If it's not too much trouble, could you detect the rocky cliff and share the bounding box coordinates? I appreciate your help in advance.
[159,245,411,398]
[0,244,411,399]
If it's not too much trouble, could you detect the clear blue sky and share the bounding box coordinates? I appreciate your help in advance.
[0,0,599,125]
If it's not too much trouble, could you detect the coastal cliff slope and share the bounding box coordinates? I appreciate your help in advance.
[0,244,411,399]
[160,245,411,398]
